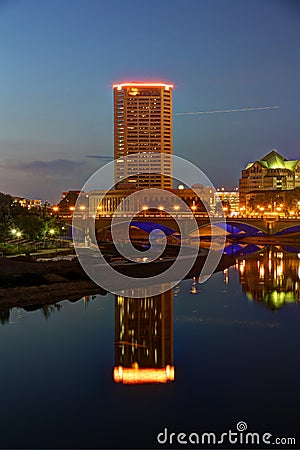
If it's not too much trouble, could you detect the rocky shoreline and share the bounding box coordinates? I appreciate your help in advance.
[0,253,235,311]
[0,280,106,310]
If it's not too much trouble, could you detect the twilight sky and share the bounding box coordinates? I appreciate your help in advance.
[0,0,299,202]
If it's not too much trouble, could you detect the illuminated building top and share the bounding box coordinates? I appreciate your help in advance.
[113,81,174,90]
[244,150,299,171]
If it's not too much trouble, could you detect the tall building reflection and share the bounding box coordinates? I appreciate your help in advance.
[113,289,174,384]
[237,248,300,310]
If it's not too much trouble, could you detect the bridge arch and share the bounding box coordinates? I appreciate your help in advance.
[96,220,179,241]
[191,221,267,237]
[130,221,178,236]
[275,225,300,236]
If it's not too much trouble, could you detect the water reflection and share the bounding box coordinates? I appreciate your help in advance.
[236,247,300,310]
[1,246,300,330]
[113,290,174,384]
[0,309,10,325]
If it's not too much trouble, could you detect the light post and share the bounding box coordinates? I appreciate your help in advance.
[16,231,22,253]
[142,206,148,217]
[49,228,55,250]
[61,226,66,247]
[79,206,88,247]
[11,229,17,251]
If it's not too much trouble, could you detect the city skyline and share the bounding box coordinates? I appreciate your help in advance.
[1,0,299,202]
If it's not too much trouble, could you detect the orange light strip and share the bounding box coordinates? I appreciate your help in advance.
[113,365,175,384]
[113,82,174,89]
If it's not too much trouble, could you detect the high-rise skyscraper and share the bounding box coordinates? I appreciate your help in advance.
[113,81,174,189]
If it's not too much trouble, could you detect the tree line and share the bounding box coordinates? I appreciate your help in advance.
[0,192,61,241]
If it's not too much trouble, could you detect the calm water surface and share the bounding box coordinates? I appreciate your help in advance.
[0,247,299,449]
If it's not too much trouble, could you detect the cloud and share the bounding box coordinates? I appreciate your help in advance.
[0,159,88,202]
[0,158,85,176]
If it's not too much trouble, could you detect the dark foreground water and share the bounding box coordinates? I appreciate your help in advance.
[0,247,300,449]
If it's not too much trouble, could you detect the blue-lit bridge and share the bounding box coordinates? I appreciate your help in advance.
[95,214,300,239]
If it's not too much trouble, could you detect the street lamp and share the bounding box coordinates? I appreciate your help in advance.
[48,229,56,251]
[16,231,22,253]
[142,206,148,217]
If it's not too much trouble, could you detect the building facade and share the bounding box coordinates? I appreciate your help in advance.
[239,150,300,207]
[113,81,173,189]
[88,185,214,218]
[215,189,239,214]
[13,197,42,209]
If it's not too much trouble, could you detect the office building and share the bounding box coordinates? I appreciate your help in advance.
[239,150,300,206]
[113,81,173,189]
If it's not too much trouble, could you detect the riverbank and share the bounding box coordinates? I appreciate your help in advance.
[0,253,234,311]
[0,280,106,310]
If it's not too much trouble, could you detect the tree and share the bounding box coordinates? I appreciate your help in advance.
[14,214,44,240]
[0,193,13,238]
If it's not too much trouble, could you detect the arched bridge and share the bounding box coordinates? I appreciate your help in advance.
[95,215,300,238]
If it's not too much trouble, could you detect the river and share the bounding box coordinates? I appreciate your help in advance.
[0,245,299,448]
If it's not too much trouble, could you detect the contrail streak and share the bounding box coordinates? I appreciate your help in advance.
[174,106,280,116]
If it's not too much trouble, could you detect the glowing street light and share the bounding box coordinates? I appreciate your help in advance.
[14,230,22,252]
